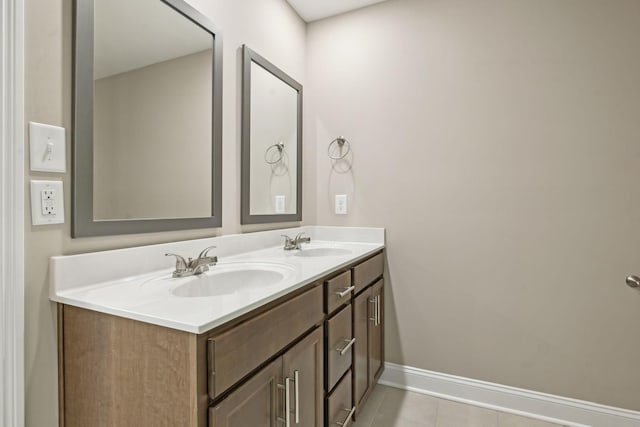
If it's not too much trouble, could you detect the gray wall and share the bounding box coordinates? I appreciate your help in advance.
[94,50,212,220]
[307,0,640,411]
[24,0,309,425]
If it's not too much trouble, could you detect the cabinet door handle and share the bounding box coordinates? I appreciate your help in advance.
[336,337,356,356]
[278,377,291,427]
[278,378,291,427]
[369,297,376,323]
[376,295,381,326]
[335,286,355,298]
[294,370,300,424]
[336,406,356,426]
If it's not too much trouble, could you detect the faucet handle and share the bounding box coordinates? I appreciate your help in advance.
[198,245,217,259]
[294,232,311,245]
[165,253,188,272]
[281,234,295,250]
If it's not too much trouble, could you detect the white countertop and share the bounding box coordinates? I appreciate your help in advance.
[50,226,384,333]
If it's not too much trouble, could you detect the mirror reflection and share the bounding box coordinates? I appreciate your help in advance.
[92,0,213,220]
[241,46,302,224]
[249,62,298,215]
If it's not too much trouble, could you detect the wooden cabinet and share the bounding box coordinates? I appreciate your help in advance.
[368,280,384,385]
[210,327,323,427]
[353,277,384,414]
[209,358,281,427]
[207,285,323,399]
[282,327,324,427]
[58,250,384,427]
[326,371,354,427]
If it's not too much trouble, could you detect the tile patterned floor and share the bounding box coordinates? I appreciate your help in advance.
[352,385,567,427]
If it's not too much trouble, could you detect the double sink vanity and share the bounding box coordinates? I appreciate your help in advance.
[51,226,385,426]
[62,1,382,425]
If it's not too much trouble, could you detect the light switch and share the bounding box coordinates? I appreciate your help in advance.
[31,180,65,225]
[335,194,348,215]
[29,122,67,172]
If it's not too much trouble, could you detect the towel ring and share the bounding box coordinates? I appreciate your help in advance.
[328,136,351,160]
[264,142,284,164]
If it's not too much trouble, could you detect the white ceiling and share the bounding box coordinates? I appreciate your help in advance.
[285,0,389,22]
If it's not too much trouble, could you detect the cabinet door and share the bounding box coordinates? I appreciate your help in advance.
[209,358,282,427]
[353,288,370,408]
[282,327,324,427]
[369,279,384,382]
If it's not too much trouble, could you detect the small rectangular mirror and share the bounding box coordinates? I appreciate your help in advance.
[241,45,302,224]
[73,0,223,236]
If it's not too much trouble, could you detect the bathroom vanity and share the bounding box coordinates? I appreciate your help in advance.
[52,227,384,427]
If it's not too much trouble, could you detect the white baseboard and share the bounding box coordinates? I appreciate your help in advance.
[378,362,640,427]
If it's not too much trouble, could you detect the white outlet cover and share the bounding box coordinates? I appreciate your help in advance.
[29,121,67,173]
[335,194,348,215]
[30,180,65,225]
[275,195,286,214]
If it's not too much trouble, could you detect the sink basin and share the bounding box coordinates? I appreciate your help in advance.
[294,247,352,258]
[171,263,293,298]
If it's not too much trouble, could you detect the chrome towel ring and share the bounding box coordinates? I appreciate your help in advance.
[328,136,351,160]
[264,142,284,164]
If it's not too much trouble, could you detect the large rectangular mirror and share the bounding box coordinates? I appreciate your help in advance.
[73,0,222,237]
[241,45,302,224]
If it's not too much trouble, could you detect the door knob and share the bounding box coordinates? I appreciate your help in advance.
[625,275,640,288]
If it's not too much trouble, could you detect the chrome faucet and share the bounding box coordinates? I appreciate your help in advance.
[281,232,311,250]
[165,245,218,277]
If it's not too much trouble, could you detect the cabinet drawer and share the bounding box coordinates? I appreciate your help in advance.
[352,252,383,294]
[326,304,353,391]
[208,285,323,399]
[325,270,352,314]
[326,371,354,427]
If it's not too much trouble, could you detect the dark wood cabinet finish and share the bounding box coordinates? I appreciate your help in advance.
[352,278,385,416]
[352,252,383,294]
[326,372,354,427]
[211,327,324,427]
[283,327,324,427]
[61,305,201,427]
[326,304,353,391]
[325,270,352,315]
[369,279,384,383]
[353,289,370,409]
[209,358,281,427]
[208,285,323,399]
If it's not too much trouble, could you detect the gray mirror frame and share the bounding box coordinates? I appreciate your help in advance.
[72,0,223,237]
[241,45,302,224]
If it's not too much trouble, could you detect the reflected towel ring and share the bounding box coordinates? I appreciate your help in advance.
[264,142,284,164]
[328,136,351,160]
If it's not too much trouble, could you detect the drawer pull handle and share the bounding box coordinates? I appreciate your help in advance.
[335,286,355,298]
[336,406,356,427]
[336,338,356,356]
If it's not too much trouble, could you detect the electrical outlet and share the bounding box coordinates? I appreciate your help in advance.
[335,194,348,215]
[31,180,64,225]
[275,195,286,214]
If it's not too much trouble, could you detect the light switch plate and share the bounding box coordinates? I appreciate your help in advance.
[30,180,65,225]
[29,121,67,172]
